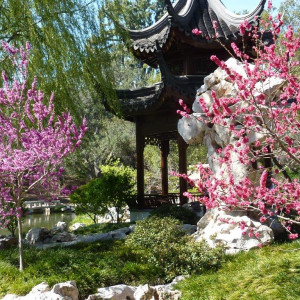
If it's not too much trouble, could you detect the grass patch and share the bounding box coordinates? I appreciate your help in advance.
[70,214,95,226]
[176,240,300,300]
[0,240,162,300]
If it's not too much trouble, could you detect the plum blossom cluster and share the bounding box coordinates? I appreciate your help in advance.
[179,3,300,239]
[0,42,87,231]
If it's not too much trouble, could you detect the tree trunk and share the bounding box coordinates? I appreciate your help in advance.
[116,208,120,223]
[17,215,24,271]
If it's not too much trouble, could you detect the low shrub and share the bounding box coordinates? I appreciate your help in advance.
[70,161,135,223]
[150,204,198,225]
[126,216,224,280]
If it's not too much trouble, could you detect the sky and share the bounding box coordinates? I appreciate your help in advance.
[222,0,284,13]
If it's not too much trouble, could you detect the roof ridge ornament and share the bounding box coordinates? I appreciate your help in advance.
[208,0,266,27]
[164,0,197,27]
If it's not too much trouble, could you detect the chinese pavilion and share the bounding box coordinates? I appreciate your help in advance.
[116,0,266,207]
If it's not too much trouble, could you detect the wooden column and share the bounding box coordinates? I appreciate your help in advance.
[160,140,170,196]
[136,118,145,207]
[178,135,188,205]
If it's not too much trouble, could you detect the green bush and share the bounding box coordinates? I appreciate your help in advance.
[126,216,224,280]
[150,204,198,225]
[70,160,135,223]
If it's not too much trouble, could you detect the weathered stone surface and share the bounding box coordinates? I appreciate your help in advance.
[35,232,113,249]
[108,227,132,240]
[3,277,186,300]
[69,223,86,232]
[177,58,281,252]
[0,236,17,249]
[86,276,186,300]
[180,224,197,235]
[134,284,155,300]
[52,281,79,300]
[192,92,213,113]
[109,230,126,240]
[177,115,206,145]
[87,284,137,300]
[51,232,76,243]
[51,221,68,234]
[25,227,51,245]
[30,282,51,293]
[2,281,78,300]
[193,209,274,254]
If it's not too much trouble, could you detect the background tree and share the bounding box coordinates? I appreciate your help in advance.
[0,0,113,116]
[71,160,135,223]
[0,42,87,270]
[279,0,300,33]
[70,178,108,224]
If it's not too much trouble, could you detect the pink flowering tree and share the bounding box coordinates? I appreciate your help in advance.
[177,1,300,239]
[0,42,87,270]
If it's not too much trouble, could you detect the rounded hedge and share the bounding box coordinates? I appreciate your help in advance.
[150,204,198,225]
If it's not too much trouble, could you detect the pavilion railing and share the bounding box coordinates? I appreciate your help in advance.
[128,193,204,209]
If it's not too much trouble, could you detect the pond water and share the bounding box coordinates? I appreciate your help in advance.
[0,213,76,236]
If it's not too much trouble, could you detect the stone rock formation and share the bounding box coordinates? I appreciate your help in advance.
[0,236,17,249]
[2,277,186,300]
[2,281,78,300]
[193,209,274,254]
[27,224,136,249]
[69,223,86,232]
[86,276,186,300]
[51,221,68,234]
[178,58,278,252]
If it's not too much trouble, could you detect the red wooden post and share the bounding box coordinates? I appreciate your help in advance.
[160,140,170,196]
[136,118,145,207]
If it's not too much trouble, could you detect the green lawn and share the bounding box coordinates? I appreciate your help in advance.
[1,219,299,300]
[0,240,162,299]
[176,240,300,300]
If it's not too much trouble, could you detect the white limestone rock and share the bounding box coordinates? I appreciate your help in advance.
[25,227,51,245]
[52,281,79,300]
[193,209,274,254]
[51,232,76,243]
[210,80,237,98]
[134,284,155,300]
[254,76,284,101]
[192,91,214,113]
[203,73,218,89]
[69,223,86,232]
[30,282,51,293]
[224,57,253,79]
[197,84,207,94]
[213,122,231,147]
[51,222,68,234]
[87,284,136,300]
[2,281,78,300]
[177,115,206,144]
[87,276,186,300]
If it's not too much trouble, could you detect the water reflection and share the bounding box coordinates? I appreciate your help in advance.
[0,213,76,236]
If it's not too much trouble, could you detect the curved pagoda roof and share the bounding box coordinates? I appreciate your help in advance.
[128,0,266,67]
